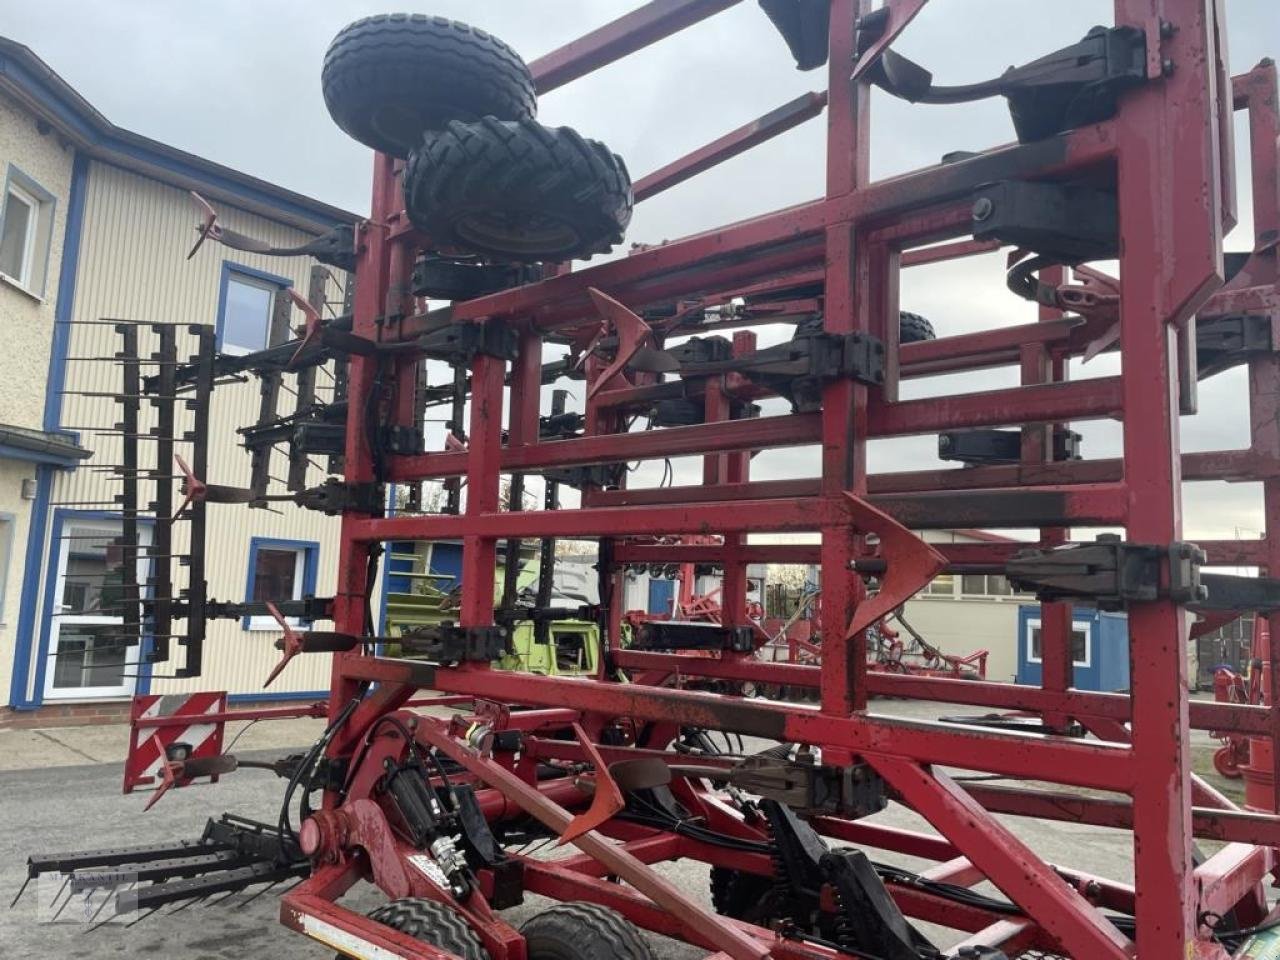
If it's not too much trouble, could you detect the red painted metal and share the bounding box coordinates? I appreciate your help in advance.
[633,91,828,202]
[137,5,1280,959]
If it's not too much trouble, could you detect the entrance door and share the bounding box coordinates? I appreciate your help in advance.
[43,518,149,701]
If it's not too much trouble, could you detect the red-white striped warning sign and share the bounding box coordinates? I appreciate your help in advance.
[123,691,227,794]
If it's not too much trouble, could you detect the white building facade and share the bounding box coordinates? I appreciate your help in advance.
[0,39,357,724]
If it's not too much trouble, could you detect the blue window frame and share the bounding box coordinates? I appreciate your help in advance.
[215,262,292,356]
[243,537,319,631]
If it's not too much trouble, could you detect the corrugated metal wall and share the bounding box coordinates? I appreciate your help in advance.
[39,160,346,699]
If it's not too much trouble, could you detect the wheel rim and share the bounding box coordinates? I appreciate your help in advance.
[454,209,581,257]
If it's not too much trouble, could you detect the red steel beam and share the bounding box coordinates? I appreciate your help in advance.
[391,379,1128,482]
[966,783,1280,847]
[529,0,743,93]
[347,659,1137,791]
[633,91,827,202]
[596,447,1276,510]
[433,123,1115,332]
[417,717,769,960]
[355,483,1127,541]
[388,412,822,481]
[867,756,1134,960]
[870,377,1124,436]
[611,648,1275,735]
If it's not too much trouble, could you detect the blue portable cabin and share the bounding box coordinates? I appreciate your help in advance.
[1015,605,1130,692]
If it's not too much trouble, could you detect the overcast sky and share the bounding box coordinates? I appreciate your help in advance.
[5,1,1278,542]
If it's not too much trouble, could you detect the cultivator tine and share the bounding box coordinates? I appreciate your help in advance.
[9,874,31,908]
[165,894,201,915]
[246,290,294,498]
[48,875,72,922]
[87,887,116,924]
[114,862,308,915]
[119,323,143,643]
[444,364,467,514]
[149,323,177,663]
[187,190,221,259]
[238,878,280,908]
[286,287,322,369]
[124,906,160,928]
[85,911,117,936]
[559,723,626,845]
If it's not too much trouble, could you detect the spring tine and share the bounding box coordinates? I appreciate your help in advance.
[124,906,159,928]
[208,888,243,908]
[63,357,184,364]
[88,887,117,923]
[60,391,176,400]
[166,895,200,915]
[9,874,31,908]
[84,911,120,935]
[237,879,280,908]
[55,317,154,326]
[86,431,194,442]
[48,875,72,921]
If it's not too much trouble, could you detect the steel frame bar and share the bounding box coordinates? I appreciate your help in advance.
[280,2,1280,958]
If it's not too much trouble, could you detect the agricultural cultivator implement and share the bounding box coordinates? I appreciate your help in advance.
[18,0,1280,957]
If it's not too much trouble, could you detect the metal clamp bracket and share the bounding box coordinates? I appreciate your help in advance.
[294,478,385,516]
[399,624,510,663]
[419,318,519,365]
[1006,536,1207,611]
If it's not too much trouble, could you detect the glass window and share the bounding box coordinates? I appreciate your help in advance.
[44,519,149,700]
[0,171,54,296]
[0,513,11,622]
[246,542,314,630]
[959,573,1023,598]
[923,573,955,597]
[221,274,276,355]
[60,527,130,616]
[252,548,301,604]
[1028,624,1090,666]
[0,185,34,284]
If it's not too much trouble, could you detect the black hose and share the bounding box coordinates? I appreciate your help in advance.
[278,697,360,853]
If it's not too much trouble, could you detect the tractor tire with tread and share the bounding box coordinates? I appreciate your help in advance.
[336,898,490,960]
[519,902,655,960]
[898,310,936,343]
[405,117,633,262]
[323,14,536,157]
[794,311,937,343]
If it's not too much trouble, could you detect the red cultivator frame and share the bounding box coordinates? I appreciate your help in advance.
[25,1,1280,958]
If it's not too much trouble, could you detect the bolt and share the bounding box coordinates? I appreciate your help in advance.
[972,197,994,221]
[1159,19,1177,39]
[1162,58,1176,77]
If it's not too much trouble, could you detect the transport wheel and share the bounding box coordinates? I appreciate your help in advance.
[404,117,633,262]
[793,311,936,343]
[322,14,536,157]
[520,902,655,960]
[709,866,780,926]
[338,898,490,960]
[898,310,936,343]
[1214,744,1244,779]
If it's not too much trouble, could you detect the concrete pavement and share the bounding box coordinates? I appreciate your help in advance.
[0,715,328,771]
